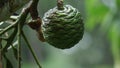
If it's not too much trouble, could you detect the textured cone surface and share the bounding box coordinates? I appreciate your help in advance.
[42,5,84,49]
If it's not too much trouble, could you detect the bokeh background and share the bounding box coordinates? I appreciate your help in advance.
[1,0,120,68]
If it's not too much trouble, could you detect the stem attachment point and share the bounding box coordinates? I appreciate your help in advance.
[57,0,64,10]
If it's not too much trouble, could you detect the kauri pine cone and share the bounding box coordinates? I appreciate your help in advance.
[42,5,84,49]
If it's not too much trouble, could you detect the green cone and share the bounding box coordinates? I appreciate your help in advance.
[42,5,84,49]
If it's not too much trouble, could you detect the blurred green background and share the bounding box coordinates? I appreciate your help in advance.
[1,0,120,68]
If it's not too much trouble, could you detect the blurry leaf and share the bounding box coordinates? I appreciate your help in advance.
[100,12,114,33]
[12,45,18,60]
[4,55,13,68]
[116,0,120,10]
[6,58,13,68]
[109,21,120,60]
[101,0,117,13]
[85,0,109,30]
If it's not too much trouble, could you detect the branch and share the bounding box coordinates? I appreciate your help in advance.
[28,0,45,42]
[29,0,39,19]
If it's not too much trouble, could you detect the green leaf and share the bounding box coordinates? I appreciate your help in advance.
[116,0,120,10]
[6,58,13,68]
[109,20,120,61]
[85,0,108,30]
[3,28,17,52]
[102,0,117,13]
[100,11,114,33]
[12,45,18,60]
[4,55,13,68]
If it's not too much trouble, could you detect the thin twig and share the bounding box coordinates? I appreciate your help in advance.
[0,50,2,68]
[21,31,42,68]
[0,22,17,36]
[16,4,30,68]
[17,18,22,68]
[0,38,2,68]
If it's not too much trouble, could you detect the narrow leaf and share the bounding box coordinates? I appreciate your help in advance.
[4,55,13,68]
[3,28,17,53]
[12,45,18,60]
